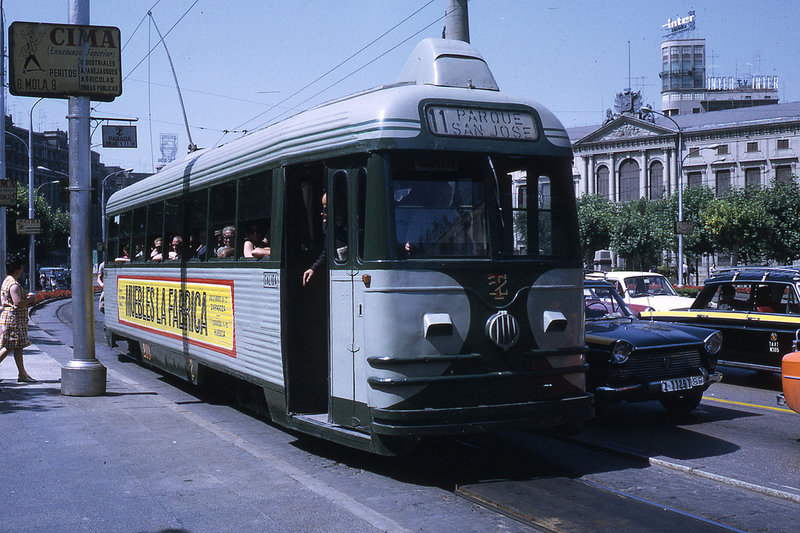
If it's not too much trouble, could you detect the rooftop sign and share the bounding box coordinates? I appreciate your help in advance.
[8,21,121,101]
[662,11,696,39]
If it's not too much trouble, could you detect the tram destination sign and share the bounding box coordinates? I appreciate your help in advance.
[9,21,121,101]
[425,105,538,141]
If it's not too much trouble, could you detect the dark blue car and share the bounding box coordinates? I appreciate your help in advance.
[584,279,722,414]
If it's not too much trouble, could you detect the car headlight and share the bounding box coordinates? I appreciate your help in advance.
[704,331,722,355]
[611,340,633,364]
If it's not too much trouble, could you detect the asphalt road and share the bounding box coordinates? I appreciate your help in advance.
[35,297,800,532]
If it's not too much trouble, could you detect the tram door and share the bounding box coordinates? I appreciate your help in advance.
[283,163,329,414]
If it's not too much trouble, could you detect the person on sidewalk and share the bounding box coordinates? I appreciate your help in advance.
[97,261,105,314]
[0,257,37,382]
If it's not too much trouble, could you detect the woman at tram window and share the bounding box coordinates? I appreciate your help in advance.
[243,225,270,258]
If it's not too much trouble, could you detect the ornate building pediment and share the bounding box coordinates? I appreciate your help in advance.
[575,116,675,146]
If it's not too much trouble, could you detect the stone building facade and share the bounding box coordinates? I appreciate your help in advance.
[570,102,800,200]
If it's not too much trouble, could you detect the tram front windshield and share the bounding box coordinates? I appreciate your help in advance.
[390,153,579,260]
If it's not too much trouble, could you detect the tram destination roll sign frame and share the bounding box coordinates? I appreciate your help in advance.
[9,21,121,101]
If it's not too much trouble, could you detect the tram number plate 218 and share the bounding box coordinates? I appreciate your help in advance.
[263,271,279,288]
[661,375,703,392]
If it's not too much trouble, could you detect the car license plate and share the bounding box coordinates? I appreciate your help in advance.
[661,375,704,392]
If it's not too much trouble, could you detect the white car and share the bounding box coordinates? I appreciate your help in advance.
[587,271,694,312]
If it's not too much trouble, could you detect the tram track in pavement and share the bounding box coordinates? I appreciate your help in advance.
[50,299,793,532]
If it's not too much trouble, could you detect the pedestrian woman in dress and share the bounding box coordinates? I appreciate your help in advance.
[0,257,37,382]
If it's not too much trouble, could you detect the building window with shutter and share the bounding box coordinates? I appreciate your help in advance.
[745,167,761,187]
[746,141,759,153]
[715,169,731,196]
[777,139,789,150]
[649,161,664,199]
[687,171,702,188]
[776,165,792,184]
[596,166,609,199]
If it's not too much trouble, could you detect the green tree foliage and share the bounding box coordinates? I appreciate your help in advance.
[5,183,70,265]
[611,198,671,271]
[576,194,615,265]
[760,176,800,264]
[702,186,772,265]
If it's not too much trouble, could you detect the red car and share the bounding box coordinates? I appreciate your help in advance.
[778,330,800,414]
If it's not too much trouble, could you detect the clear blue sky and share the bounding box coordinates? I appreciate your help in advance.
[5,0,800,174]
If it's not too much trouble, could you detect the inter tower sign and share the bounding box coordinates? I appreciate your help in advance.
[9,21,121,101]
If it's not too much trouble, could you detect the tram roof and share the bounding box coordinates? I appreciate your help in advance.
[107,38,571,214]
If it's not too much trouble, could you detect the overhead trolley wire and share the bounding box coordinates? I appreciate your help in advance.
[250,2,462,133]
[123,0,200,84]
[219,0,440,144]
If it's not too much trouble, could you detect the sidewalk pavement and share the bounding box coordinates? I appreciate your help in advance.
[0,314,393,533]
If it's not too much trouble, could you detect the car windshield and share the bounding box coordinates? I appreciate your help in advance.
[584,285,633,320]
[623,275,678,297]
[693,282,800,314]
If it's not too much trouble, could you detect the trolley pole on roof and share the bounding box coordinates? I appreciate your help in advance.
[61,0,107,396]
[444,0,470,43]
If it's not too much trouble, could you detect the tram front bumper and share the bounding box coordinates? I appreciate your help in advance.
[369,393,594,437]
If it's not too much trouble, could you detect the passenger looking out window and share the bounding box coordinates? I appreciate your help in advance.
[150,237,164,261]
[168,236,183,260]
[243,226,270,258]
[216,226,235,258]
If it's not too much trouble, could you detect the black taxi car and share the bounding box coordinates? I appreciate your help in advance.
[584,279,722,413]
[642,267,800,372]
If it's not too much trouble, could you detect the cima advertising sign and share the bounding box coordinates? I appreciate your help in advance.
[9,21,121,101]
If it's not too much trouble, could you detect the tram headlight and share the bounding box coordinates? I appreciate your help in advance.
[703,331,722,356]
[611,340,633,364]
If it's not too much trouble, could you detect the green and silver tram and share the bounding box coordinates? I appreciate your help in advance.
[104,38,592,455]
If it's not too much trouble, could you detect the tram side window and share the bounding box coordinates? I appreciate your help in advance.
[116,212,132,262]
[493,158,578,259]
[238,172,272,259]
[357,167,366,262]
[164,197,185,260]
[107,213,121,262]
[331,170,349,264]
[131,207,147,262]
[536,176,553,256]
[186,189,209,260]
[209,181,237,259]
[146,202,165,261]
[508,173,528,256]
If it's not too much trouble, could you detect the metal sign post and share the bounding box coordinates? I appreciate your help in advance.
[60,0,108,396]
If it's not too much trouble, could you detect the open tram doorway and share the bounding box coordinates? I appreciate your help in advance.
[283,163,329,414]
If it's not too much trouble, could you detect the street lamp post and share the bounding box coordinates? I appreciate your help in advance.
[36,180,61,195]
[28,97,44,291]
[641,105,686,285]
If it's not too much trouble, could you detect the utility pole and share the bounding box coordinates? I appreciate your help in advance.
[61,0,107,396]
[445,0,470,43]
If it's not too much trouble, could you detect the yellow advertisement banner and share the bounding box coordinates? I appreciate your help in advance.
[117,276,235,356]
